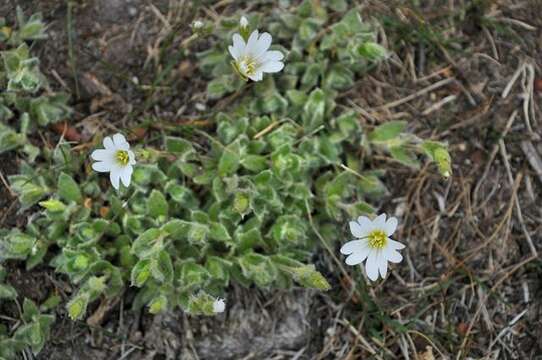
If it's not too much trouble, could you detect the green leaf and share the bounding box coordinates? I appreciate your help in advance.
[179,261,209,289]
[67,293,89,320]
[31,94,72,126]
[324,64,354,90]
[0,284,17,300]
[38,199,66,212]
[240,154,267,172]
[286,90,308,107]
[369,121,407,143]
[298,18,319,42]
[238,253,278,287]
[148,294,168,314]
[3,231,36,259]
[358,42,388,61]
[301,63,323,88]
[132,228,162,259]
[40,295,61,312]
[205,256,232,283]
[209,222,231,242]
[130,259,151,287]
[389,146,420,168]
[339,9,364,34]
[233,192,250,214]
[327,0,347,12]
[0,123,25,153]
[165,137,194,159]
[185,291,215,315]
[290,265,331,290]
[270,215,307,246]
[9,174,49,208]
[147,190,169,218]
[218,142,240,177]
[57,173,82,203]
[420,141,452,177]
[302,88,326,131]
[150,250,174,284]
[22,298,40,322]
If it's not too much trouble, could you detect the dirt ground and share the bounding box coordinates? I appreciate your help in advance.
[1,0,541,359]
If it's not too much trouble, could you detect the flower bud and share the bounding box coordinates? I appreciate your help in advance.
[358,42,388,61]
[240,16,249,29]
[239,16,251,41]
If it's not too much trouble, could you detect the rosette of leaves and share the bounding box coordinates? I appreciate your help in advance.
[0,8,72,156]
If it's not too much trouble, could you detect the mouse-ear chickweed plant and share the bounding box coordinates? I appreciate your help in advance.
[0,3,452,357]
[0,8,71,159]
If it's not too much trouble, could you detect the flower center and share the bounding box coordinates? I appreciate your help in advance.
[115,150,129,166]
[367,230,387,249]
[238,56,257,76]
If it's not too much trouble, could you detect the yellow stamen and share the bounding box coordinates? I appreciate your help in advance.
[238,56,257,76]
[115,150,129,166]
[367,229,387,249]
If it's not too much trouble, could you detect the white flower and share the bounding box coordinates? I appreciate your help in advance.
[213,298,225,313]
[228,30,284,81]
[192,20,204,29]
[340,214,405,281]
[90,133,136,190]
[239,16,249,29]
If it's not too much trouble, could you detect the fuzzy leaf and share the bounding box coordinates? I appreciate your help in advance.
[147,190,169,218]
[57,173,82,203]
[150,250,174,284]
[369,121,407,143]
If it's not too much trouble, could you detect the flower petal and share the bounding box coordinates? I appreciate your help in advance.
[248,71,263,81]
[340,240,363,255]
[113,133,129,150]
[349,221,364,238]
[91,149,112,162]
[120,165,133,187]
[92,160,112,172]
[356,216,374,236]
[259,61,284,73]
[388,239,405,250]
[384,216,398,236]
[229,34,245,60]
[263,50,284,62]
[244,30,260,55]
[365,251,379,281]
[344,241,371,266]
[373,213,387,229]
[110,170,121,190]
[378,254,388,278]
[252,32,272,58]
[103,136,114,150]
[386,249,403,263]
[128,150,136,165]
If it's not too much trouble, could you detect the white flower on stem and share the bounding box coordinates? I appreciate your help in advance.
[239,16,249,29]
[229,30,284,81]
[340,214,405,281]
[90,133,136,190]
[213,298,225,313]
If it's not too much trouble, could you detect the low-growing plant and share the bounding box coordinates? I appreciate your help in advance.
[1,0,452,338]
[0,7,71,158]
